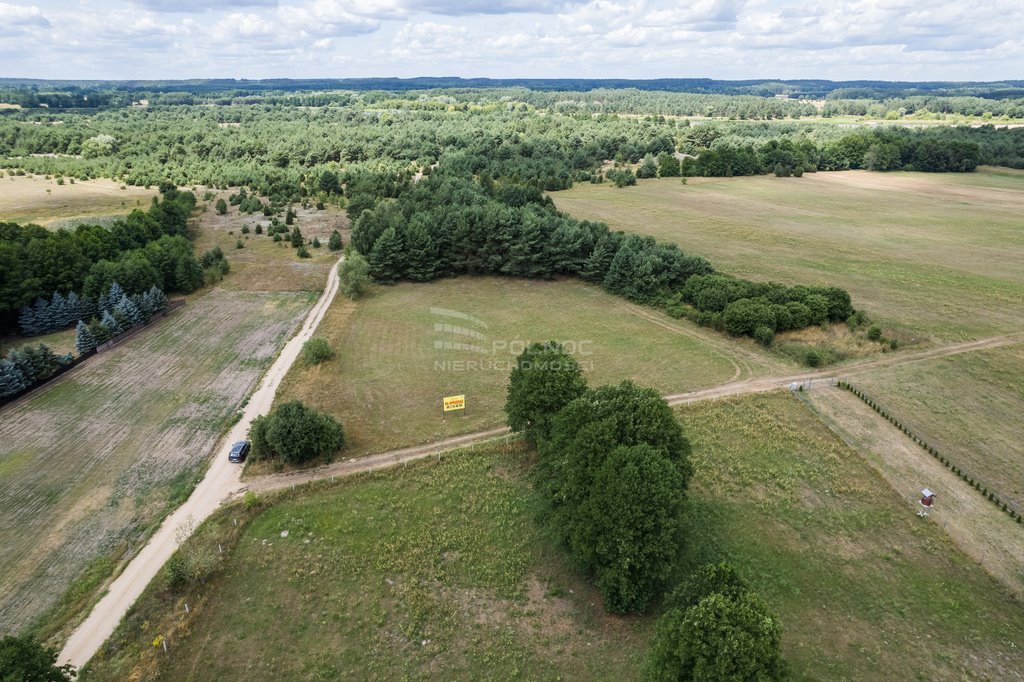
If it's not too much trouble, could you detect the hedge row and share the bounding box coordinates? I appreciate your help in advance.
[837,381,1021,523]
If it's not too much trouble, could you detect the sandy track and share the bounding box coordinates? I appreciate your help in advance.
[59,294,1021,669]
[59,256,344,670]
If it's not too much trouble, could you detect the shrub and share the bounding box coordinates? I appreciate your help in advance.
[241,224,250,234]
[255,224,263,234]
[236,239,244,249]
[753,325,774,347]
[804,348,822,367]
[867,324,883,341]
[301,337,334,366]
[297,246,311,258]
[247,400,345,465]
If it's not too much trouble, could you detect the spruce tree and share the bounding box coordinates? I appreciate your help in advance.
[0,358,28,398]
[64,292,82,327]
[115,295,144,328]
[368,227,406,284]
[101,310,123,337]
[18,301,39,336]
[75,320,98,355]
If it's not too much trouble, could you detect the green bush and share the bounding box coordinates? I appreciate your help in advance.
[300,337,334,366]
[867,324,883,341]
[753,325,774,347]
[247,400,345,465]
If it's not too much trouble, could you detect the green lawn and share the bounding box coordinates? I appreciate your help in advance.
[676,393,1024,680]
[552,169,1024,342]
[851,341,1024,513]
[276,276,786,456]
[84,393,1024,681]
[82,441,652,681]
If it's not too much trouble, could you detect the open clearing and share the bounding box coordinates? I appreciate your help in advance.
[275,276,788,457]
[0,288,313,639]
[192,193,345,292]
[676,392,1024,679]
[850,342,1024,514]
[0,174,156,226]
[553,168,1024,342]
[81,392,1024,680]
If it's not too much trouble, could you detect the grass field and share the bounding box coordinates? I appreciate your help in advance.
[552,168,1024,342]
[677,393,1024,679]
[0,288,313,639]
[192,193,345,292]
[850,342,1024,513]
[81,392,1024,680]
[0,174,156,226]
[275,276,787,457]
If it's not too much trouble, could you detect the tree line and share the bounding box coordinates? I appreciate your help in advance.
[505,343,784,679]
[0,186,204,335]
[350,172,853,341]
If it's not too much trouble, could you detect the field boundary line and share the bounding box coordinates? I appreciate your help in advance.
[838,380,1022,521]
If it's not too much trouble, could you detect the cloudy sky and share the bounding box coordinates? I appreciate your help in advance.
[1,0,1021,81]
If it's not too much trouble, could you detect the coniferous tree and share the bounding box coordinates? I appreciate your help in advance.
[75,319,98,354]
[404,223,437,282]
[0,358,28,397]
[115,295,144,328]
[328,230,343,251]
[368,227,406,284]
[101,310,123,337]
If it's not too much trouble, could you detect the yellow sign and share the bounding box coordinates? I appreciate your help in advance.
[443,394,466,412]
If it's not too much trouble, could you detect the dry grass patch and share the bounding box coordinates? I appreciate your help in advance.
[191,191,344,292]
[553,169,1024,342]
[0,174,156,226]
[0,289,313,639]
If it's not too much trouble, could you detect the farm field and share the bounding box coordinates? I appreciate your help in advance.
[0,288,313,639]
[192,194,345,292]
[275,276,788,457]
[81,393,1024,680]
[675,393,1024,679]
[849,342,1024,513]
[0,174,156,227]
[552,168,1024,342]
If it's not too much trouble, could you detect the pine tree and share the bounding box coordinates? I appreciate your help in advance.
[148,285,168,312]
[290,225,304,247]
[101,310,123,337]
[404,224,437,282]
[328,230,343,251]
[18,301,40,336]
[368,227,406,284]
[0,358,28,398]
[581,237,616,283]
[101,282,126,313]
[50,291,68,329]
[75,320,98,354]
[115,295,144,328]
[64,291,82,328]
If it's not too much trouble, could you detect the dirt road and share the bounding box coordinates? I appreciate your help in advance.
[58,256,344,670]
[59,294,1021,669]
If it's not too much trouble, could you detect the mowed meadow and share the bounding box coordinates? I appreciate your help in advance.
[0,289,313,638]
[81,394,1024,681]
[553,168,1024,342]
[0,174,156,227]
[275,276,789,456]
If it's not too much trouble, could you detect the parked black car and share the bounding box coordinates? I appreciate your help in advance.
[228,440,250,463]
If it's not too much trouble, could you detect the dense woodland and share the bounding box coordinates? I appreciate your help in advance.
[2,83,1020,336]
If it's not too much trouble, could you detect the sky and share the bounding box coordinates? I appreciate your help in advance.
[1,0,1022,82]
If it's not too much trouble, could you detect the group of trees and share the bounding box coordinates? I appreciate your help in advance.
[506,343,692,614]
[646,563,784,681]
[74,282,168,354]
[505,343,785,676]
[0,186,201,335]
[351,172,843,341]
[0,634,75,681]
[667,274,853,344]
[248,400,345,465]
[0,343,72,399]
